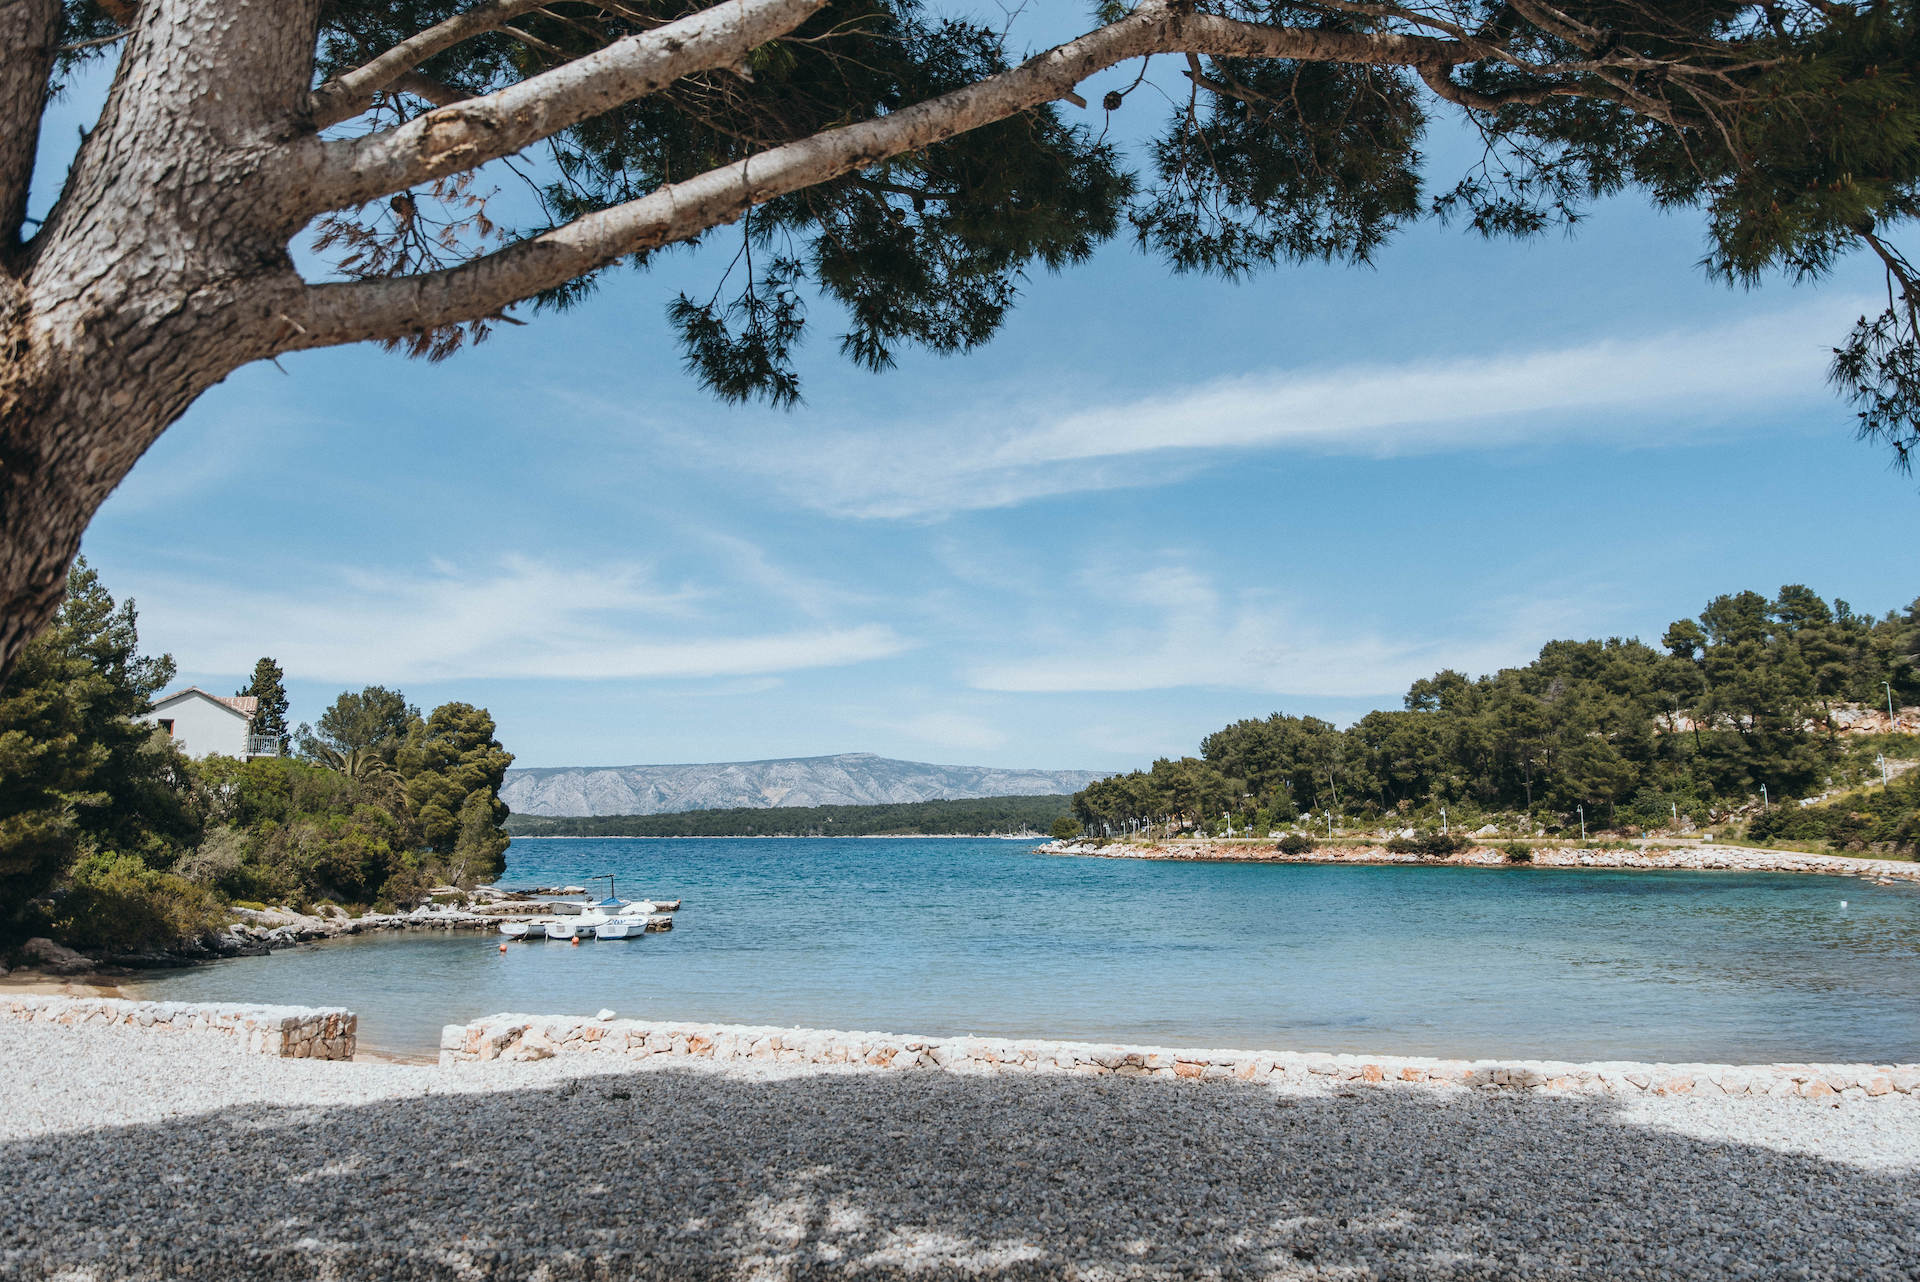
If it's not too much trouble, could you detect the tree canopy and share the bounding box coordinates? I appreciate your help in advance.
[1074,582,1920,837]
[0,557,189,921]
[397,701,515,882]
[0,1,1916,677]
[298,685,422,762]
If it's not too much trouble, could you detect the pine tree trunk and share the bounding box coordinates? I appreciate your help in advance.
[0,0,324,683]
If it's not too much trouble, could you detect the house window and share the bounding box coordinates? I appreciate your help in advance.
[158,719,174,736]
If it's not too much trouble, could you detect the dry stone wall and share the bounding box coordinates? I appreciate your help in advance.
[441,1013,1920,1100]
[2,996,356,1059]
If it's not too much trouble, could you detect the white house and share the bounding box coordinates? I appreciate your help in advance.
[140,687,281,760]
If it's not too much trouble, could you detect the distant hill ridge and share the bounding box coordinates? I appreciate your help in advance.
[501,752,1109,818]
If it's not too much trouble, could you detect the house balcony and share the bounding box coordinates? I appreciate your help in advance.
[246,735,283,758]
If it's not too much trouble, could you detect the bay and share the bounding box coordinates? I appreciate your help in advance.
[124,837,1920,1062]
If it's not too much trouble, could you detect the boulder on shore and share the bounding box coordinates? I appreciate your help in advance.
[20,937,94,975]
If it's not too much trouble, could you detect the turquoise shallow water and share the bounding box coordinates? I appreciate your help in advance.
[125,837,1920,1061]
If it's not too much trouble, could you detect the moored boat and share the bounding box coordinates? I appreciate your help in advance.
[573,896,625,938]
[593,915,647,940]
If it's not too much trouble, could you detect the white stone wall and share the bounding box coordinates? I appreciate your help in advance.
[440,1014,1920,1099]
[2,997,356,1059]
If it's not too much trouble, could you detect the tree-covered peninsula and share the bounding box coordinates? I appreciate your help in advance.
[1072,585,1920,847]
[0,561,514,956]
[506,794,1073,838]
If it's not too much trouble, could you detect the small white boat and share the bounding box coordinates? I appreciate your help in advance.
[593,915,647,940]
[571,895,626,939]
[543,917,590,940]
[498,920,538,940]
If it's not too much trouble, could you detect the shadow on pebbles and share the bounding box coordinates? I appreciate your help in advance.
[3,1022,1918,1280]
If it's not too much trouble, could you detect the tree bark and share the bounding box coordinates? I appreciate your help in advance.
[0,0,59,251]
[1,0,324,679]
[301,0,832,212]
[296,6,1457,347]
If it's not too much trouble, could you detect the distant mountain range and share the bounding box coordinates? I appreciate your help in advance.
[500,752,1110,818]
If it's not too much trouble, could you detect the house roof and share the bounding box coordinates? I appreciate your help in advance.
[151,687,257,721]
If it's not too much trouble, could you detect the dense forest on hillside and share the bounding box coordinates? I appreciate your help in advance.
[506,795,1073,838]
[1073,586,1920,840]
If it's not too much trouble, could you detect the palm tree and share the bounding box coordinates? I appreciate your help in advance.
[313,744,404,807]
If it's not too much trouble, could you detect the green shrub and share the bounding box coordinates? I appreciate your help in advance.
[1386,831,1465,858]
[1748,773,1920,852]
[173,824,249,888]
[1049,816,1082,842]
[1501,841,1533,864]
[52,852,228,954]
[380,861,434,911]
[1275,832,1316,855]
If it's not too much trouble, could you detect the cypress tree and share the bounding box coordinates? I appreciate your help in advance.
[237,657,290,753]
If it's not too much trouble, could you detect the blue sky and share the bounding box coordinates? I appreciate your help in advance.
[46,8,1920,771]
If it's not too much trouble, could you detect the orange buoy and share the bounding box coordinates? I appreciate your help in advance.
[570,937,580,947]
[499,943,508,953]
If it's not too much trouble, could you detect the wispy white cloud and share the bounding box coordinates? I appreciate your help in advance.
[687,527,874,621]
[967,566,1600,696]
[713,298,1862,520]
[872,711,1012,754]
[135,556,911,684]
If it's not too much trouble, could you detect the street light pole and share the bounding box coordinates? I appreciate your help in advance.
[1761,784,1768,811]
[1887,680,1898,734]
[1578,804,1586,842]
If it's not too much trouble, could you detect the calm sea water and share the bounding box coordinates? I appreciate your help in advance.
[125,837,1920,1062]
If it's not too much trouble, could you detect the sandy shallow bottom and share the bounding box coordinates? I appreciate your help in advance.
[4,1023,1920,1279]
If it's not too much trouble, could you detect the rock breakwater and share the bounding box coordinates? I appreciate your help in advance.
[441,1013,1920,1100]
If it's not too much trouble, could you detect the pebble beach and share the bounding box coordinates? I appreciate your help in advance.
[6,1019,1920,1279]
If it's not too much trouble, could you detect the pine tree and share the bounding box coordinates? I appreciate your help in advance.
[397,702,515,884]
[0,558,189,928]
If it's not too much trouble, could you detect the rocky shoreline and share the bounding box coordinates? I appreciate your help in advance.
[1040,837,1920,883]
[1,890,678,979]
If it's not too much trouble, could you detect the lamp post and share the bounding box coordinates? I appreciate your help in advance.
[1761,784,1768,811]
[1578,804,1586,842]
[1887,680,1898,734]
